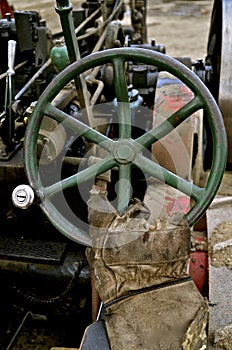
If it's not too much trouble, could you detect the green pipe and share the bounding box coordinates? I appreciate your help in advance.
[55,1,79,63]
[55,0,89,111]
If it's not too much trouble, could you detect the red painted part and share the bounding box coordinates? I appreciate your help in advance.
[152,76,195,191]
[189,251,208,296]
[152,78,208,296]
[0,0,14,18]
[165,195,208,295]
[165,196,190,216]
[164,194,208,295]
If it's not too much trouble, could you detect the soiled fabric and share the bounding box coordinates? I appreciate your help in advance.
[104,280,207,350]
[86,190,208,349]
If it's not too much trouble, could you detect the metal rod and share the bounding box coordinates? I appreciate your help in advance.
[14,58,52,101]
[5,40,16,146]
[5,312,32,350]
[55,0,93,127]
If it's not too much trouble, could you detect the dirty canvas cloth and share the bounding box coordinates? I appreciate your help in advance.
[87,190,208,349]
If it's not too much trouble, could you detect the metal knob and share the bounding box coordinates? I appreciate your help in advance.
[12,185,34,209]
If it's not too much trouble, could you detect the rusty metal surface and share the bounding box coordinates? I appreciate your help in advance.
[189,251,208,295]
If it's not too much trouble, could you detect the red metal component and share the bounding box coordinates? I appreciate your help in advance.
[0,0,14,18]
[152,76,209,295]
[189,250,208,295]
[152,75,194,183]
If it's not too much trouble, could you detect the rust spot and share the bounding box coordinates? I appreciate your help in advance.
[143,231,150,243]
[174,115,181,123]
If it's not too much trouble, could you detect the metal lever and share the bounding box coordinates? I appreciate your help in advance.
[4,39,17,146]
[7,39,16,75]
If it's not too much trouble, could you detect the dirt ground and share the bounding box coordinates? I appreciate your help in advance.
[11,0,213,60]
[3,0,214,349]
[146,0,213,60]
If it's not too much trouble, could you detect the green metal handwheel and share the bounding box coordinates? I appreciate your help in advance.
[24,48,227,246]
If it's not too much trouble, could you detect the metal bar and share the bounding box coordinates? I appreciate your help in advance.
[55,0,93,126]
[4,40,17,146]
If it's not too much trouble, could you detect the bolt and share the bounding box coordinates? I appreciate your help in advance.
[16,190,27,203]
[12,185,35,209]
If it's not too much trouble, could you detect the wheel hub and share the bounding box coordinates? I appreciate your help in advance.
[113,141,135,164]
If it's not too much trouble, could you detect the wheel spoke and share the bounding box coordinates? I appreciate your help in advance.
[112,57,131,138]
[133,153,204,201]
[43,155,116,198]
[44,102,113,149]
[117,164,132,214]
[136,95,203,149]
[24,48,227,244]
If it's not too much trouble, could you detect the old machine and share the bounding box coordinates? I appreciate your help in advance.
[0,0,231,348]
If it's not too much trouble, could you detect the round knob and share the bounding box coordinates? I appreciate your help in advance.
[12,185,34,209]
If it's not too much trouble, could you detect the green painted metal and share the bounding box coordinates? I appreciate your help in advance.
[56,0,70,8]
[50,41,70,72]
[55,0,77,63]
[24,48,227,246]
[136,96,204,148]
[112,57,131,139]
[55,0,88,111]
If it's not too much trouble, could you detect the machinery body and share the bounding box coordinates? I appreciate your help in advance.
[0,0,230,348]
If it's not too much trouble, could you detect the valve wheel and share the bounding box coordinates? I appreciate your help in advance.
[24,48,227,246]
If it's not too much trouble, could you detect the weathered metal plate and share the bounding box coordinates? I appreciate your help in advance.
[0,237,66,263]
[79,320,110,350]
[218,0,232,162]
[207,172,232,349]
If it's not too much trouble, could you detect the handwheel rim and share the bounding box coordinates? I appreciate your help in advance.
[24,48,227,245]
